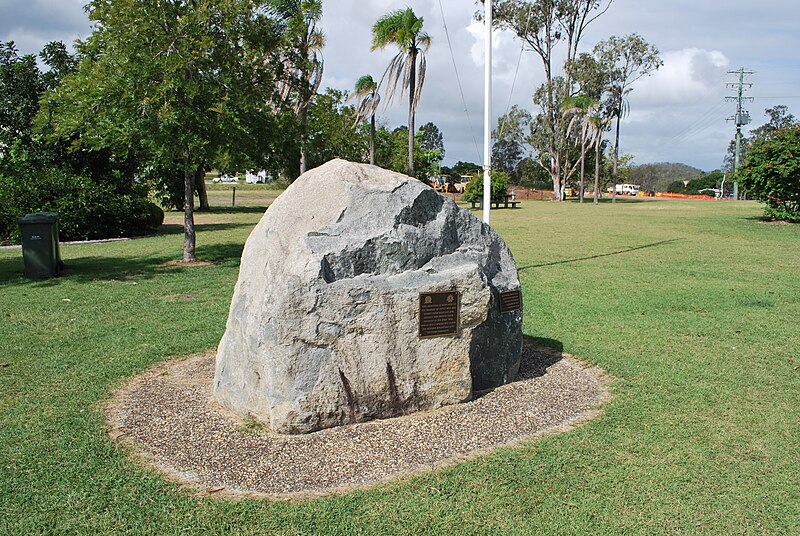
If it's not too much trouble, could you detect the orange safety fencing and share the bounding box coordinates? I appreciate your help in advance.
[508,188,555,200]
[655,192,718,200]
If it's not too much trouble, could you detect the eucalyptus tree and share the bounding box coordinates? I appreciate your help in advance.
[46,0,286,262]
[484,0,613,199]
[593,33,661,201]
[371,7,431,177]
[492,105,532,181]
[272,0,325,176]
[349,75,380,165]
[418,121,445,157]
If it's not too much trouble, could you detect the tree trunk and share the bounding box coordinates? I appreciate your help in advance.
[594,133,601,205]
[579,157,585,203]
[543,38,559,201]
[369,113,376,166]
[195,167,209,211]
[299,102,308,176]
[579,127,586,203]
[551,152,562,201]
[183,168,197,262]
[612,113,620,203]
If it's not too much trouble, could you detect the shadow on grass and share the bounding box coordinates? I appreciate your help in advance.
[565,197,655,204]
[0,219,252,286]
[164,206,269,217]
[519,238,682,272]
[741,215,798,225]
[156,221,257,236]
[204,206,270,215]
[0,241,245,286]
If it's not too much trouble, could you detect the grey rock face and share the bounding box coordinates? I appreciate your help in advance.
[214,159,522,433]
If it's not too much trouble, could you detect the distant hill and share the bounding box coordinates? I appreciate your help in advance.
[629,162,706,192]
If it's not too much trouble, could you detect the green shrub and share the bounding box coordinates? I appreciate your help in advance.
[738,126,800,222]
[462,170,510,202]
[0,166,163,244]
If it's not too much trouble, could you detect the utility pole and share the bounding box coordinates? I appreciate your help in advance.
[482,0,492,224]
[726,68,754,199]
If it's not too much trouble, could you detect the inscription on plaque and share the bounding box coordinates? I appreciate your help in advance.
[499,289,522,313]
[418,291,460,338]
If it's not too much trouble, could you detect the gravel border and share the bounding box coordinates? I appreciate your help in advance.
[106,344,610,500]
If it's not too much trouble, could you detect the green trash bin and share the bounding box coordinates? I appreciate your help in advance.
[18,212,64,279]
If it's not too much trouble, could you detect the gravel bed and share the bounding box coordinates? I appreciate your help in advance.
[106,344,609,499]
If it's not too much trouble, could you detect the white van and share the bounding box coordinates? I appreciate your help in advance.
[611,183,640,196]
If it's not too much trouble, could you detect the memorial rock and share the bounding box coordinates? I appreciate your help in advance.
[214,159,522,433]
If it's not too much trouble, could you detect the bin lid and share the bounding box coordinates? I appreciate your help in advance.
[18,212,59,224]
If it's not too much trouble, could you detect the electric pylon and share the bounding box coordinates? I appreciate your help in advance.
[726,68,754,199]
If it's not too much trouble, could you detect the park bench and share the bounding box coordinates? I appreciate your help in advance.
[470,195,521,210]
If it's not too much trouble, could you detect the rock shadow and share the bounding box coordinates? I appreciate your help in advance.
[472,335,563,399]
[517,336,564,380]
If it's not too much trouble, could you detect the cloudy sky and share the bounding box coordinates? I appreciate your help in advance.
[3,0,799,171]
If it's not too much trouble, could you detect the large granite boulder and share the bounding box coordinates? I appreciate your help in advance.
[214,159,522,433]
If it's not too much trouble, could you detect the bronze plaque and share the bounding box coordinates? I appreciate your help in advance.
[418,291,460,338]
[499,289,522,313]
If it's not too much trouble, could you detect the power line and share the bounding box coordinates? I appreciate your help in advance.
[437,0,482,165]
[497,3,535,140]
[665,98,731,142]
[655,100,735,160]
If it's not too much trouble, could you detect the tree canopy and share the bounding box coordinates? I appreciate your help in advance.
[44,0,287,261]
[0,40,162,244]
[492,105,532,181]
[593,33,662,200]
[485,0,614,200]
[739,125,800,222]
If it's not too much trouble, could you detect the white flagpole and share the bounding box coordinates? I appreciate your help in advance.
[482,0,492,224]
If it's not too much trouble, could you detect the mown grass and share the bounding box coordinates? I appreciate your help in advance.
[1,195,798,534]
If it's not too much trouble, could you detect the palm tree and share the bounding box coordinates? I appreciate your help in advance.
[349,75,380,165]
[371,8,430,177]
[608,83,631,203]
[562,95,601,203]
[272,0,325,176]
[589,107,613,205]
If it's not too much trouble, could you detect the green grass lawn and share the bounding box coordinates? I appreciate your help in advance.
[203,182,285,208]
[1,196,798,534]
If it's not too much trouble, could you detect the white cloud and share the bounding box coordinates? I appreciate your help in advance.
[0,0,90,54]
[4,0,798,171]
[633,48,730,106]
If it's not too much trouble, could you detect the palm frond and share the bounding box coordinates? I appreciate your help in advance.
[379,53,407,110]
[411,52,426,113]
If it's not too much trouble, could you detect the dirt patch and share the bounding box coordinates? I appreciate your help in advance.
[106,343,610,501]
